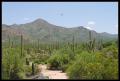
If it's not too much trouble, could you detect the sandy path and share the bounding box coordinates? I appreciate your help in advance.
[38,64,68,79]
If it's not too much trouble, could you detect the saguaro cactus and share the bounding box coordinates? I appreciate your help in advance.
[8,35,10,48]
[49,44,51,55]
[86,31,96,52]
[21,34,23,57]
[32,63,35,75]
[72,35,75,53]
[98,39,103,50]
[92,38,96,52]
[89,31,92,50]
[37,39,40,53]
[89,31,92,41]
[38,39,39,50]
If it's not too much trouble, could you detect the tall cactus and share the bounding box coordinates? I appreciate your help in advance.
[89,31,92,41]
[86,31,96,52]
[8,35,10,48]
[21,34,23,57]
[37,39,40,53]
[32,63,35,75]
[92,38,96,52]
[89,31,92,50]
[72,35,75,53]
[98,39,103,50]
[49,44,51,55]
[38,39,39,51]
[11,41,14,48]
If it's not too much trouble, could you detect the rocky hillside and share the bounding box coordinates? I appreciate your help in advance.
[2,18,118,43]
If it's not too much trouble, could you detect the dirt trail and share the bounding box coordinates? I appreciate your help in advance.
[38,64,68,79]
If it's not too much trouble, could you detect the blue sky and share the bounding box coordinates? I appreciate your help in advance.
[2,2,118,34]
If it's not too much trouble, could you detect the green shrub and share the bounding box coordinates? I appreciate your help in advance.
[102,44,118,59]
[25,63,39,77]
[2,48,26,79]
[47,53,61,70]
[66,50,118,79]
[47,49,70,70]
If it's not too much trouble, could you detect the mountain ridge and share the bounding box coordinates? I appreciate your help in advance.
[2,18,118,35]
[2,18,118,43]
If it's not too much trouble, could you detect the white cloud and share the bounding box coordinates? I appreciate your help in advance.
[85,21,96,30]
[88,21,95,25]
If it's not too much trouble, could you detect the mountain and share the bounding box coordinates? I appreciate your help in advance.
[2,18,118,44]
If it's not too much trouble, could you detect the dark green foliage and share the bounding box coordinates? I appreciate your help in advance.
[102,40,115,48]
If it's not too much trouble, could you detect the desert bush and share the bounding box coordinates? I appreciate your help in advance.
[102,44,118,59]
[25,63,39,77]
[66,49,118,80]
[2,48,26,79]
[47,49,70,70]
